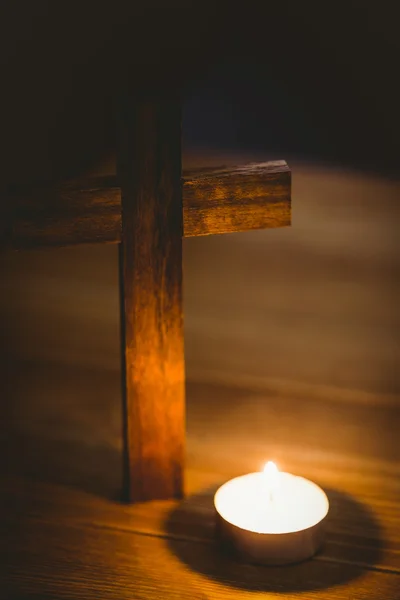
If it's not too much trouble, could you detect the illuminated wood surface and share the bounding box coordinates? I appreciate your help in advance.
[118,97,185,501]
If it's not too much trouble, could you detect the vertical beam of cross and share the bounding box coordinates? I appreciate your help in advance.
[1,91,290,503]
[118,92,185,502]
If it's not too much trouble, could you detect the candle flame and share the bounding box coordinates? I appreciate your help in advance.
[263,461,278,477]
[263,461,280,501]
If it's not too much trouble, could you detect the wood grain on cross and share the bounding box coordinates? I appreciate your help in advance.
[2,96,291,502]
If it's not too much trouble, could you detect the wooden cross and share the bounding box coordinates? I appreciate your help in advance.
[2,92,291,503]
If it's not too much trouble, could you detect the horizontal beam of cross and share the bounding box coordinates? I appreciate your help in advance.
[1,161,290,249]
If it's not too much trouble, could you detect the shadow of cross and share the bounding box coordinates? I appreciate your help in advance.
[2,95,291,503]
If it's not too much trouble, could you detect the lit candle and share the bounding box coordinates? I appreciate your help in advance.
[214,462,329,565]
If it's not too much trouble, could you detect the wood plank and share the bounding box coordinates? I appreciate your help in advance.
[118,95,185,502]
[1,176,122,248]
[183,161,290,236]
[1,161,291,249]
[1,514,399,600]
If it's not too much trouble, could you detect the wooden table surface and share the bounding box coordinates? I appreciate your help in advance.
[1,156,399,599]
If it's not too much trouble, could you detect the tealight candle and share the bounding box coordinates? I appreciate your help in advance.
[214,461,329,565]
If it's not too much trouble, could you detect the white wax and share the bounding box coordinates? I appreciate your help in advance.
[214,472,329,534]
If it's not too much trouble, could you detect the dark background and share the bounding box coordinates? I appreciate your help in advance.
[0,0,399,185]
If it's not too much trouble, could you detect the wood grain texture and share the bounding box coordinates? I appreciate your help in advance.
[1,507,399,600]
[1,162,291,249]
[183,160,291,236]
[118,96,185,502]
[2,177,121,248]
